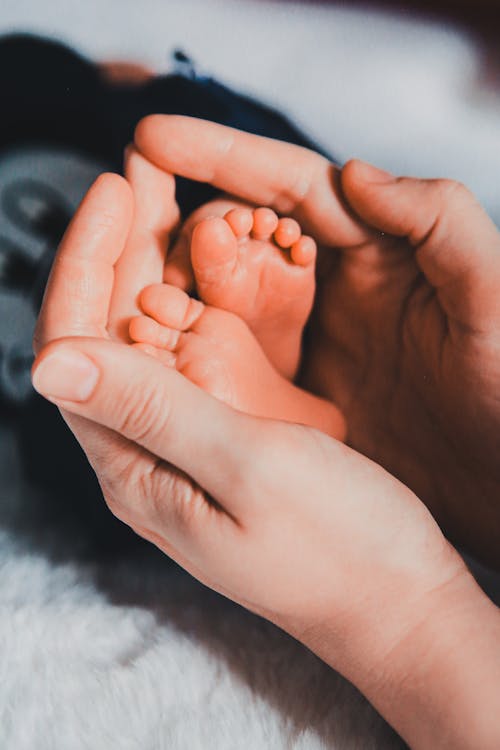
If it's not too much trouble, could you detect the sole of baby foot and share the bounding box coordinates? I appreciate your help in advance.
[130,283,345,440]
[174,199,317,380]
[191,205,316,380]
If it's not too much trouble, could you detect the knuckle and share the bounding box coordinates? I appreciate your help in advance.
[275,155,317,215]
[434,178,470,206]
[167,478,205,532]
[100,453,166,528]
[98,460,141,521]
[117,380,170,445]
[170,330,182,350]
[99,446,222,536]
[143,463,208,536]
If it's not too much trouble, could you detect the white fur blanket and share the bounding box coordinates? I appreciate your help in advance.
[1,2,500,748]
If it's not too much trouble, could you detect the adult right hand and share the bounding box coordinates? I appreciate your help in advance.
[135,116,500,568]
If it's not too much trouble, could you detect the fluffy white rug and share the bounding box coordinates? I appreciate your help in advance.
[1,2,500,748]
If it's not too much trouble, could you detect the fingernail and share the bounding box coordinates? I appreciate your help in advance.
[355,161,395,183]
[32,350,99,402]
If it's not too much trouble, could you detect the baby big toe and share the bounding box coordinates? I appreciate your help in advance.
[224,207,253,238]
[191,217,239,286]
[139,284,204,330]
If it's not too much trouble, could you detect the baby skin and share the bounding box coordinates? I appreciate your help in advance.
[129,201,346,440]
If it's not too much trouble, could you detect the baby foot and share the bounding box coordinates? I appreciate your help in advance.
[164,199,317,380]
[129,283,346,440]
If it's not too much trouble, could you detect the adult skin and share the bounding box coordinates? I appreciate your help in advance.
[31,149,500,749]
[134,115,500,569]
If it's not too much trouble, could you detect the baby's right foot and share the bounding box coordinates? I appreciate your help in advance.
[165,199,317,380]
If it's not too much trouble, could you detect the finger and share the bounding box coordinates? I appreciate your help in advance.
[57,409,158,529]
[33,336,246,591]
[108,146,181,341]
[342,160,500,330]
[49,392,228,582]
[31,337,256,515]
[32,174,138,506]
[134,115,370,247]
[33,173,133,354]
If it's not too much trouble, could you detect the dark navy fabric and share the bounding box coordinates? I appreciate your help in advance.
[0,34,333,219]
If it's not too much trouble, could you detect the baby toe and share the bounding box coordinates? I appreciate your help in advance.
[191,216,239,286]
[290,235,317,266]
[140,284,204,330]
[274,218,302,249]
[251,207,279,240]
[224,207,253,238]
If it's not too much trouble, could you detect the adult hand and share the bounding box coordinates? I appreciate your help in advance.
[32,146,196,538]
[31,166,500,750]
[134,116,500,568]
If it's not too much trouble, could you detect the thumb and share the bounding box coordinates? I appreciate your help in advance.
[31,337,254,513]
[341,160,500,329]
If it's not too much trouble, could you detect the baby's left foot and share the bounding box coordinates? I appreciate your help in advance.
[129,283,346,440]
[164,199,317,380]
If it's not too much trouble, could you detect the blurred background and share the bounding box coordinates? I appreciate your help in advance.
[2,0,499,221]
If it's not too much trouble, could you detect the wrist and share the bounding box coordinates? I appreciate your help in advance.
[374,567,500,749]
[305,556,500,749]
